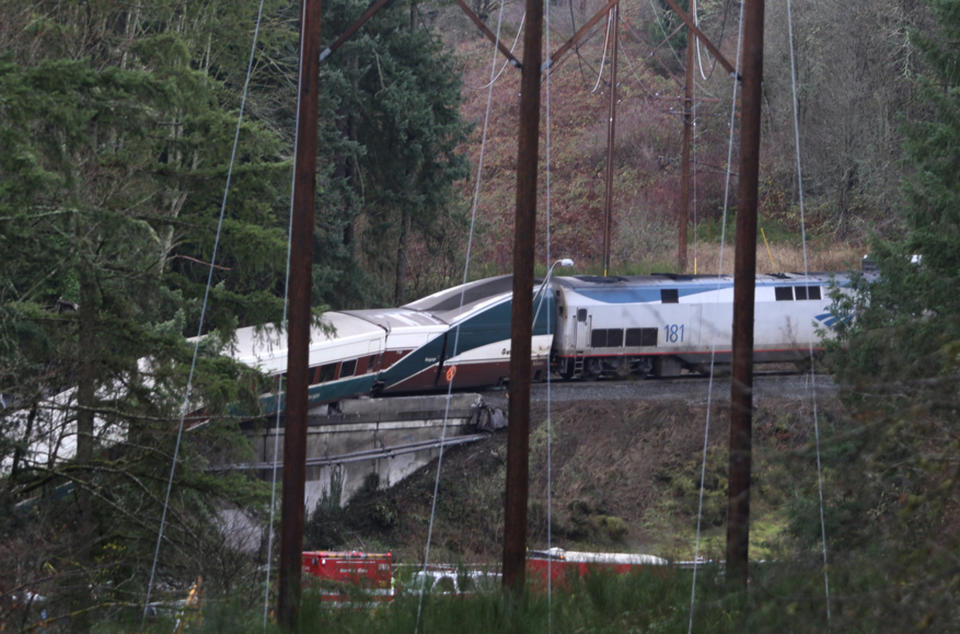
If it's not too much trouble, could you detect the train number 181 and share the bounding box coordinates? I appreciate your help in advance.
[664,323,685,343]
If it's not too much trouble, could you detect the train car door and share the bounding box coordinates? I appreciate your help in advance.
[573,308,590,352]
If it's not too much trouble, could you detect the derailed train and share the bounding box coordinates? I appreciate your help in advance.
[229,272,849,413]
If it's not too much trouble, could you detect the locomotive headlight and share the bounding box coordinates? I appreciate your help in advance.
[533,258,575,325]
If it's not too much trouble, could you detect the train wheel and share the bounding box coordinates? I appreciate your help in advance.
[584,358,603,378]
[630,357,654,378]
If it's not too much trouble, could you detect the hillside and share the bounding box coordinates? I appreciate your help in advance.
[305,392,836,565]
[390,0,901,294]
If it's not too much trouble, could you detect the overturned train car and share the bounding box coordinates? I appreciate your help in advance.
[229,272,849,413]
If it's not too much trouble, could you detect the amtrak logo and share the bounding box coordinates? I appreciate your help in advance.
[815,312,839,328]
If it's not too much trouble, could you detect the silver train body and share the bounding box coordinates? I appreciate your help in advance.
[549,273,848,378]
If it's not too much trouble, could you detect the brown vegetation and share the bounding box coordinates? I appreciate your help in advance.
[404,0,918,284]
[311,394,837,564]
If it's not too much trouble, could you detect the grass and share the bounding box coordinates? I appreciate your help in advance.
[124,563,849,633]
[677,241,865,275]
[545,239,863,279]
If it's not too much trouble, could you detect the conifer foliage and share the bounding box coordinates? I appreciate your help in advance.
[0,2,285,626]
[818,1,960,629]
[0,0,468,626]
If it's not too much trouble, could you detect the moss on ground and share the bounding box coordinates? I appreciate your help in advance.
[304,396,839,566]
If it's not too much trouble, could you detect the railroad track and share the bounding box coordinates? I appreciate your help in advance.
[479,372,837,407]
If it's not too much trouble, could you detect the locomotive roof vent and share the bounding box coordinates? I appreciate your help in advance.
[573,275,627,283]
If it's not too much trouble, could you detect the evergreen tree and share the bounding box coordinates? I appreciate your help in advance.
[810,1,960,629]
[1,0,470,624]
[315,0,470,306]
[0,1,284,624]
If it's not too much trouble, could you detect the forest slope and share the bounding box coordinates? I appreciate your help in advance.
[307,393,838,565]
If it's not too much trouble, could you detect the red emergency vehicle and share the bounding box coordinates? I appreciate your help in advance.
[526,548,667,589]
[301,550,393,602]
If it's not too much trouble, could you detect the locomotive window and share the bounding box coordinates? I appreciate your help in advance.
[340,359,357,378]
[590,329,623,347]
[660,288,679,303]
[626,327,658,346]
[577,308,588,322]
[642,328,658,346]
[793,285,822,300]
[775,286,793,301]
[591,329,605,347]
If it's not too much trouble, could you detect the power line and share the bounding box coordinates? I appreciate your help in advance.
[143,0,269,626]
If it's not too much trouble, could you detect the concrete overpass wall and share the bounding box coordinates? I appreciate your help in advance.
[248,393,490,513]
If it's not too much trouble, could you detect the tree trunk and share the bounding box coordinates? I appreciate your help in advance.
[7,403,37,491]
[76,264,98,513]
[394,208,411,304]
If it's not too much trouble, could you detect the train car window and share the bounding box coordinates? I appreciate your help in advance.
[316,363,337,383]
[577,308,587,322]
[626,327,659,346]
[340,359,357,378]
[660,289,679,303]
[775,286,793,301]
[794,285,808,300]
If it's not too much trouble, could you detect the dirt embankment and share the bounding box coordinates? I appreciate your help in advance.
[305,395,840,564]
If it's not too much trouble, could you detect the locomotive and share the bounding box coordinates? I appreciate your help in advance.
[229,271,850,414]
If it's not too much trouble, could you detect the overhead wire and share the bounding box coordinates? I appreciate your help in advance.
[687,0,744,630]
[691,40,699,271]
[694,0,709,79]
[647,0,685,67]
[568,0,591,87]
[693,0,732,82]
[471,11,525,91]
[262,0,303,628]
[544,0,555,624]
[615,36,689,107]
[414,0,507,630]
[591,8,615,93]
[143,0,268,625]
[787,0,832,622]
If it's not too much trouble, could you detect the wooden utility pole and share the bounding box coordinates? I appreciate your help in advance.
[677,0,695,273]
[502,0,543,591]
[727,0,764,590]
[601,4,619,277]
[278,0,321,629]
